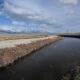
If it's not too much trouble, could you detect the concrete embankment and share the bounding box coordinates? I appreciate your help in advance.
[0,36,63,68]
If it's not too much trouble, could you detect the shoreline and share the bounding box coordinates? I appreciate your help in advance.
[61,65,80,80]
[0,36,63,68]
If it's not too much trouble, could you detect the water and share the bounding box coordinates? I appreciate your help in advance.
[0,38,80,80]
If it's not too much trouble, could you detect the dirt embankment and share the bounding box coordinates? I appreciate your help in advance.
[0,34,49,41]
[0,36,58,48]
[61,65,80,80]
[0,37,62,68]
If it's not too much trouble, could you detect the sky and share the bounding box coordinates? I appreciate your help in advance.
[0,0,80,33]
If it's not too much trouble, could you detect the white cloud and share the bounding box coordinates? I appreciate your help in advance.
[0,12,3,15]
[69,10,75,15]
[0,25,27,32]
[3,1,54,26]
[0,24,53,33]
[28,15,41,20]
[4,1,33,15]
[59,0,78,5]
[0,0,64,33]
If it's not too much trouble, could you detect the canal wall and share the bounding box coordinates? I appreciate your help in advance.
[0,37,63,68]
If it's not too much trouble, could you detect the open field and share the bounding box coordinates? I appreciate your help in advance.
[0,35,63,67]
[0,34,49,41]
[0,36,58,49]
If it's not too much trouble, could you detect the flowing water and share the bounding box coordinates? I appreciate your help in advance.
[0,38,80,80]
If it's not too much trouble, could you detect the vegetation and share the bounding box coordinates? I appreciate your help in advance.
[0,34,49,40]
[61,65,80,80]
[0,36,62,68]
[57,33,80,38]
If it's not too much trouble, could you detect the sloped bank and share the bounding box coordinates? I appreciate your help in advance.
[61,65,80,80]
[0,37,63,68]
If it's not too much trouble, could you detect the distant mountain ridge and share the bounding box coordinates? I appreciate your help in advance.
[0,29,52,34]
[0,29,80,35]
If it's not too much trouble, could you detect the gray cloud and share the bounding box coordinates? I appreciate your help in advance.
[3,1,61,28]
[59,0,78,5]
[1,0,79,33]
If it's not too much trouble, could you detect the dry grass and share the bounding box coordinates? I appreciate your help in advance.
[0,36,58,49]
[0,34,49,40]
[0,36,62,67]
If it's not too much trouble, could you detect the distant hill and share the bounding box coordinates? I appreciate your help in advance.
[57,33,80,38]
[0,30,53,35]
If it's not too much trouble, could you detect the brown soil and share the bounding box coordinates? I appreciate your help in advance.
[0,37,63,68]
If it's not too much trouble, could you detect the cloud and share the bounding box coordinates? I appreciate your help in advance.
[0,24,55,33]
[69,10,76,16]
[59,0,78,5]
[0,25,26,32]
[4,1,34,15]
[0,0,65,34]
[3,0,55,27]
